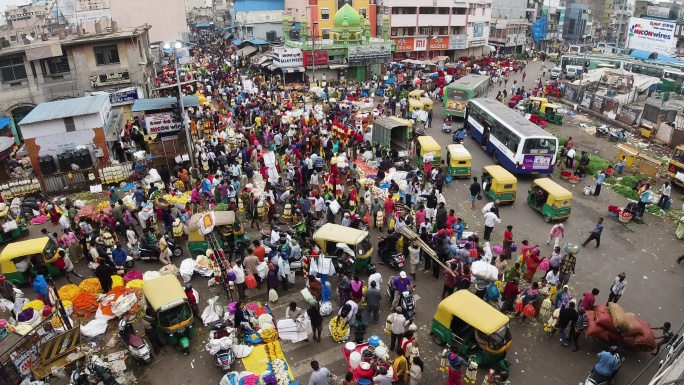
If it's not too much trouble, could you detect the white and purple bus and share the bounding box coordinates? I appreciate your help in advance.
[465,98,558,175]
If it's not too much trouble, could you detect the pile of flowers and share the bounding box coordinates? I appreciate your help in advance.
[258,314,275,330]
[111,275,124,288]
[143,271,161,281]
[50,315,70,329]
[123,270,143,284]
[58,284,82,301]
[261,328,279,343]
[159,264,179,276]
[22,300,44,312]
[72,291,98,317]
[329,316,349,342]
[96,201,111,212]
[79,278,103,295]
[269,359,290,385]
[125,279,145,289]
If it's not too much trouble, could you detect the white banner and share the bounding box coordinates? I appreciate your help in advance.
[145,112,182,134]
[627,17,676,56]
[272,47,303,68]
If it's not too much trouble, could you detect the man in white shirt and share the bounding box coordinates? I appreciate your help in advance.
[368,271,383,290]
[483,209,501,241]
[566,147,576,168]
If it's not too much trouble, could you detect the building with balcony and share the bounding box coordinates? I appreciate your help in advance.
[279,4,393,82]
[609,0,633,45]
[385,0,491,61]
[0,24,153,143]
[491,0,528,53]
[1,3,51,44]
[563,3,593,43]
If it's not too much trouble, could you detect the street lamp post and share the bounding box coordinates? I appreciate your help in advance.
[164,41,197,170]
[312,21,319,85]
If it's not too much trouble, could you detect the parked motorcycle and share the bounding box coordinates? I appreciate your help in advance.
[595,125,610,139]
[71,356,120,385]
[386,276,416,318]
[118,319,152,364]
[164,234,183,257]
[609,128,627,142]
[377,235,405,269]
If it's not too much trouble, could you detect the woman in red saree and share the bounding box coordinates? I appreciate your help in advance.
[521,241,543,283]
[48,204,61,225]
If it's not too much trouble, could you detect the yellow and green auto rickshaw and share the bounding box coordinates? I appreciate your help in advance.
[527,178,573,222]
[187,211,250,257]
[416,136,441,168]
[313,224,375,275]
[143,275,195,353]
[431,290,512,371]
[482,165,517,203]
[408,89,433,111]
[446,144,472,178]
[408,98,424,114]
[0,237,60,285]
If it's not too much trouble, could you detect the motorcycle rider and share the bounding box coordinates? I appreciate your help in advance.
[391,271,414,310]
[270,227,281,245]
[350,214,362,229]
[379,228,398,265]
[591,346,621,383]
[140,229,160,256]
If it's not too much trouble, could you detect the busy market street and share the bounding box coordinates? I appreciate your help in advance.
[1,5,684,385]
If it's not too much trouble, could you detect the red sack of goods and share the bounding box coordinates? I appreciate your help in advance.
[594,305,619,333]
[586,312,609,341]
[620,313,643,337]
[606,330,624,344]
[245,274,257,289]
[633,318,657,351]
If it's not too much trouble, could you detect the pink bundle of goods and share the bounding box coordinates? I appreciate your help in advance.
[75,205,113,223]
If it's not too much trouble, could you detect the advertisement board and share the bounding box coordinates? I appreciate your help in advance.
[449,35,467,50]
[145,112,182,134]
[272,47,303,68]
[647,6,670,19]
[627,17,677,55]
[302,50,329,67]
[392,37,414,52]
[347,44,391,62]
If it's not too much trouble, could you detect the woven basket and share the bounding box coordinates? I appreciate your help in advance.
[568,177,580,184]
[619,213,633,223]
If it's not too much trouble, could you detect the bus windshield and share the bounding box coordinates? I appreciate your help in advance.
[447,89,468,101]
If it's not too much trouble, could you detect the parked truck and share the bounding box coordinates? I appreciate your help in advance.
[371,116,413,151]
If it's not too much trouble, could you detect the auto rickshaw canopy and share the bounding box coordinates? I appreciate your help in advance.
[483,165,516,184]
[435,290,509,335]
[447,144,472,163]
[408,99,424,110]
[417,136,441,153]
[532,178,572,201]
[143,275,188,311]
[313,224,368,248]
[408,89,425,99]
[188,211,235,231]
[0,237,51,262]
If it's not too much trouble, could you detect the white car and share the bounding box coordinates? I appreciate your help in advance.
[550,67,563,80]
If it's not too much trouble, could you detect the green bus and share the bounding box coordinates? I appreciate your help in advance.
[442,74,490,118]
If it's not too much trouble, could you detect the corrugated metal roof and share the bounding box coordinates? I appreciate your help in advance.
[19,94,109,126]
[131,96,200,112]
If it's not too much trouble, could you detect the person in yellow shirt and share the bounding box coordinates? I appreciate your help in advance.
[393,348,409,385]
[255,116,262,128]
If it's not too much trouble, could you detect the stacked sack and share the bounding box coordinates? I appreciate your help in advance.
[585,303,656,352]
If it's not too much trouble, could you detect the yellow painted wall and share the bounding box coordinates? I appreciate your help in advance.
[316,0,371,36]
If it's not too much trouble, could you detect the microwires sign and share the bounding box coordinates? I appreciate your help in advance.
[627,17,676,55]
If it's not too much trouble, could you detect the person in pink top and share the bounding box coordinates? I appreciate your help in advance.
[546,223,565,248]
[384,197,395,228]
[414,206,426,229]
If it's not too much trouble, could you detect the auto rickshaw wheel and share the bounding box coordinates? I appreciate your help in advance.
[543,214,551,223]
[431,333,446,346]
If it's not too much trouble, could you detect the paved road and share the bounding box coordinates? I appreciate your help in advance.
[6,59,682,385]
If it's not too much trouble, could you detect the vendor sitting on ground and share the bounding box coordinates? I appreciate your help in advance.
[605,165,615,178]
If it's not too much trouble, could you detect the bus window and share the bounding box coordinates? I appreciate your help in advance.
[523,138,556,155]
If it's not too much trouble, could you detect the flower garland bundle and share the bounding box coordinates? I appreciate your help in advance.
[111,275,124,288]
[123,270,143,284]
[125,279,145,289]
[265,342,283,361]
[270,359,290,385]
[57,284,82,301]
[79,278,103,295]
[22,300,44,312]
[72,291,98,317]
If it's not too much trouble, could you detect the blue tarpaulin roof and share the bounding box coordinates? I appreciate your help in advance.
[196,23,211,28]
[630,50,658,60]
[248,38,269,45]
[223,26,237,30]
[232,39,243,45]
[654,54,684,63]
[0,116,10,129]
[131,96,201,112]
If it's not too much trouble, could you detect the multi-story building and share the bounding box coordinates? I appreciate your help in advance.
[289,0,378,42]
[563,2,593,43]
[55,0,186,43]
[609,0,633,45]
[491,0,528,53]
[231,0,286,41]
[1,3,50,44]
[383,0,491,61]
[0,24,154,142]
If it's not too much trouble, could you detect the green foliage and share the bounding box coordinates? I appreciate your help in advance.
[586,156,610,177]
[611,184,639,200]
[214,203,229,211]
[646,204,665,216]
[617,175,648,188]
